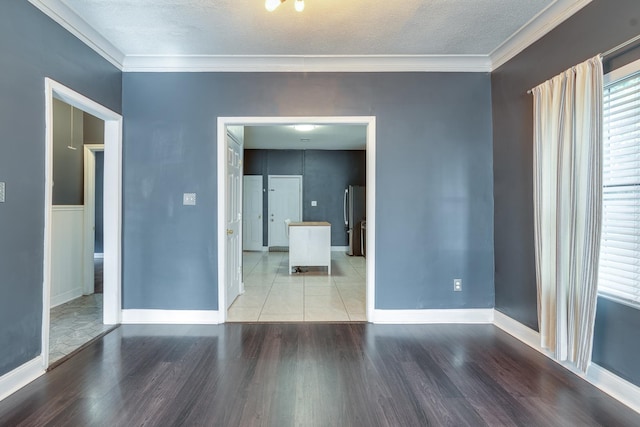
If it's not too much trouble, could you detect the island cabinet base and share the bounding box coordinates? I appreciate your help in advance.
[288,222,331,275]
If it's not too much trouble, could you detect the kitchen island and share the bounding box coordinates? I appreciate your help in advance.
[288,222,331,275]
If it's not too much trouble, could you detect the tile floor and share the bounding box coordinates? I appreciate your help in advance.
[228,251,366,322]
[49,294,113,364]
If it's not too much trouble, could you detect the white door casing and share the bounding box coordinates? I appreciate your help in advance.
[44,78,122,369]
[268,175,302,247]
[243,175,263,251]
[217,116,375,323]
[226,129,243,308]
[83,144,104,295]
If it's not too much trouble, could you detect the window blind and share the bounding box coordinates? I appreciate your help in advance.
[599,71,640,307]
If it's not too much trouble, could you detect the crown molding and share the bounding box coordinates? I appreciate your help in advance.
[490,0,592,71]
[29,0,590,73]
[122,55,492,73]
[28,0,125,69]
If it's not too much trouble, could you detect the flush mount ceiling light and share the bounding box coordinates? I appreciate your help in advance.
[265,0,305,12]
[293,124,315,132]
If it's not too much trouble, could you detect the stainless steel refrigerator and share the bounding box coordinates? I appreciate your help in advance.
[343,185,366,256]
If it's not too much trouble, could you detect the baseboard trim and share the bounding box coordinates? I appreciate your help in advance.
[50,287,83,308]
[0,356,45,402]
[493,310,542,353]
[93,253,104,259]
[121,309,221,324]
[372,308,494,324]
[331,246,349,251]
[492,309,640,415]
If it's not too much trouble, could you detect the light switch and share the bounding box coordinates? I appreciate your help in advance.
[311,200,317,207]
[0,182,5,203]
[183,193,196,206]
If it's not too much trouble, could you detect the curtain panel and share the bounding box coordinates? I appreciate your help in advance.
[532,55,603,372]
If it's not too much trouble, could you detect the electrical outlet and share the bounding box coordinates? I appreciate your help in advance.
[453,278,462,292]
[311,201,317,206]
[183,193,196,206]
[0,182,4,202]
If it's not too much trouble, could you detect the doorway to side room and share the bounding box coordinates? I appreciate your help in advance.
[43,79,123,369]
[218,117,376,323]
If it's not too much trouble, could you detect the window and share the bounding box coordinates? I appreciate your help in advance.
[599,59,640,307]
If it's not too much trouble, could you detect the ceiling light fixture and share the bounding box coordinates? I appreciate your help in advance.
[265,0,305,12]
[293,124,315,132]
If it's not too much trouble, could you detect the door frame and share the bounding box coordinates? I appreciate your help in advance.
[267,174,303,247]
[43,78,122,368]
[217,116,376,322]
[83,144,104,295]
[243,175,264,251]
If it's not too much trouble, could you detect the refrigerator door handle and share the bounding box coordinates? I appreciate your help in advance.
[343,189,348,226]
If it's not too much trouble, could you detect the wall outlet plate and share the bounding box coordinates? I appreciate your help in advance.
[0,182,5,203]
[454,278,462,292]
[311,200,317,206]
[183,192,196,206]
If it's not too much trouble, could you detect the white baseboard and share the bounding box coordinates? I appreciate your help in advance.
[0,356,45,402]
[493,309,640,415]
[93,253,104,259]
[493,310,542,352]
[331,246,349,251]
[50,287,83,308]
[372,308,494,324]
[121,309,221,324]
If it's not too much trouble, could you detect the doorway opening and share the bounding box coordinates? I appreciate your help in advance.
[217,117,376,323]
[43,79,123,368]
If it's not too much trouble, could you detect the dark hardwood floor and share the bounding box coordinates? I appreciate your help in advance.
[1,323,638,426]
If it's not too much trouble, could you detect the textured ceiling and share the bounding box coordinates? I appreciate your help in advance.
[244,125,366,150]
[57,0,554,56]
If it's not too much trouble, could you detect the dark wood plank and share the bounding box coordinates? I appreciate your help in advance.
[1,323,639,427]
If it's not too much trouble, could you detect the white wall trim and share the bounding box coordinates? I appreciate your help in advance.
[490,0,593,70]
[121,310,221,325]
[44,78,123,369]
[372,309,494,324]
[29,0,592,74]
[94,253,104,259]
[28,0,125,69]
[0,356,45,402]
[123,55,492,73]
[331,246,349,252]
[493,309,640,415]
[493,309,542,352]
[50,288,83,308]
[83,144,104,295]
[218,116,376,324]
[587,363,640,414]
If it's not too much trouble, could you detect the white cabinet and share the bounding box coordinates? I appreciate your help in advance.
[289,222,331,274]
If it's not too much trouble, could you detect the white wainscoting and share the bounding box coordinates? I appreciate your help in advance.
[50,206,85,308]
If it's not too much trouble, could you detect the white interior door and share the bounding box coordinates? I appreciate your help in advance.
[243,175,263,251]
[268,175,302,247]
[226,129,243,308]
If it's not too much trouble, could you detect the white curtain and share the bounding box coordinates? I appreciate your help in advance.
[532,55,603,372]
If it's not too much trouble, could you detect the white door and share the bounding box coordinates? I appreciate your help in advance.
[243,175,263,251]
[268,175,302,247]
[226,129,243,308]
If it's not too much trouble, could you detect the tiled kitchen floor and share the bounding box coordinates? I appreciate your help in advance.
[228,251,366,322]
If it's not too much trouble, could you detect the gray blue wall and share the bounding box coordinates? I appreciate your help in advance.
[0,2,121,376]
[491,0,640,385]
[95,151,104,254]
[122,72,495,311]
[244,149,366,247]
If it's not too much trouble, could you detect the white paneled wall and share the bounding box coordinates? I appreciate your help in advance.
[50,206,84,307]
